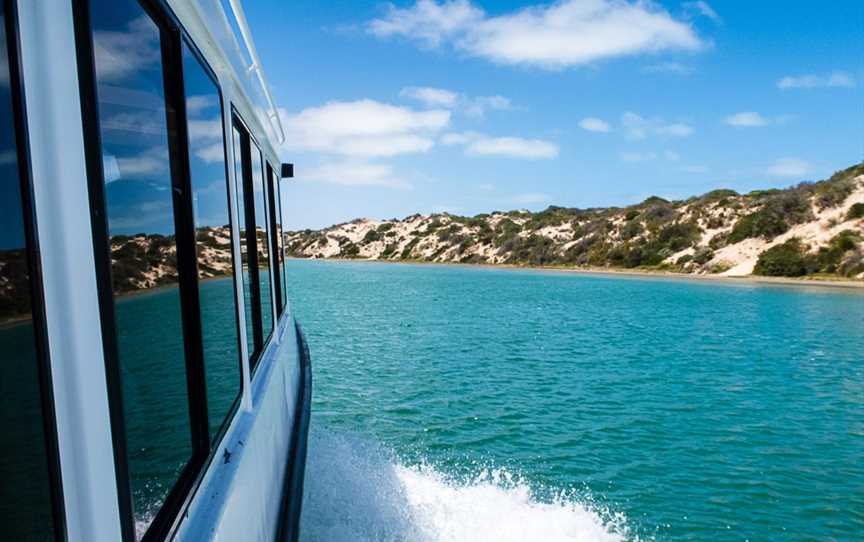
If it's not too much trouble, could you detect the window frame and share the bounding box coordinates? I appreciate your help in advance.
[179,34,245,450]
[231,112,279,374]
[71,0,246,539]
[266,161,286,316]
[2,0,67,538]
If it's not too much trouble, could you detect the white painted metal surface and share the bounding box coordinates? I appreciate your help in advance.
[16,1,123,540]
[175,315,301,541]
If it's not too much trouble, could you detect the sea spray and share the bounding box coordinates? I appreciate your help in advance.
[299,426,631,542]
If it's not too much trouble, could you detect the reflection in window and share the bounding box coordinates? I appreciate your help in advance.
[251,146,273,338]
[272,167,288,315]
[0,7,57,538]
[279,175,290,314]
[183,43,240,442]
[90,0,191,535]
[233,126,256,360]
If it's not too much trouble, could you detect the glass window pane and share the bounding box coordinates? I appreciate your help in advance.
[90,0,192,534]
[0,8,57,539]
[273,169,287,314]
[182,43,240,442]
[232,126,255,360]
[279,176,289,314]
[251,147,273,338]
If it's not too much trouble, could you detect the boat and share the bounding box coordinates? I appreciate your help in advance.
[0,0,310,540]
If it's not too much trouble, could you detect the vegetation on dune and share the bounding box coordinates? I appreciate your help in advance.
[754,231,864,278]
[282,163,864,281]
[753,239,812,277]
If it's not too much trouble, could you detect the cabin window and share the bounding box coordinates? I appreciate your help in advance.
[0,2,63,538]
[251,144,274,339]
[182,42,241,442]
[231,118,278,371]
[232,125,258,362]
[89,0,194,535]
[278,172,290,312]
[268,163,288,315]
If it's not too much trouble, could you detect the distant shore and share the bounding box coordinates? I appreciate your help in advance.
[288,257,864,291]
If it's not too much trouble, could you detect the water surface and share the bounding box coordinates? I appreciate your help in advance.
[287,260,864,542]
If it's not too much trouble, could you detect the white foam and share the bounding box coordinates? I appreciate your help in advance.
[299,427,631,542]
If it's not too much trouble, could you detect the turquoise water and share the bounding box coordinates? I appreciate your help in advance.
[286,260,864,542]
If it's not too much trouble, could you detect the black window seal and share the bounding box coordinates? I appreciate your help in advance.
[4,0,68,539]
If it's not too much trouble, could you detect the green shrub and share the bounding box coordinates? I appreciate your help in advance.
[847,202,864,220]
[814,230,862,272]
[655,222,701,251]
[753,238,812,277]
[728,191,812,243]
[362,229,382,243]
[400,237,420,259]
[812,164,863,209]
[699,188,739,202]
[436,224,461,242]
[691,247,714,265]
[341,242,360,258]
[381,243,398,257]
[621,220,642,240]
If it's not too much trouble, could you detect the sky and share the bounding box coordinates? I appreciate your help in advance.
[242,0,864,231]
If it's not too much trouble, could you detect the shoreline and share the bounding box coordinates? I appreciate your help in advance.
[287,257,864,291]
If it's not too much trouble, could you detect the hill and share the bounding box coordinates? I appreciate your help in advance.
[284,163,864,280]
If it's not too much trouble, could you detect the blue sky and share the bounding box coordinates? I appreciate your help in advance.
[243,0,863,230]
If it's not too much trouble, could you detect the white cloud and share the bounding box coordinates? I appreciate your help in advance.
[468,137,559,159]
[766,158,811,178]
[463,95,512,117]
[683,1,721,24]
[187,118,223,140]
[724,111,768,127]
[195,143,226,164]
[620,149,679,162]
[280,99,450,158]
[186,95,218,116]
[777,72,855,90]
[443,131,558,159]
[93,16,161,82]
[621,111,693,139]
[400,86,459,107]
[370,0,705,70]
[369,0,483,48]
[441,131,480,145]
[620,151,658,162]
[302,160,411,188]
[101,111,165,136]
[642,61,692,74]
[579,117,611,133]
[401,86,512,117]
[117,154,165,176]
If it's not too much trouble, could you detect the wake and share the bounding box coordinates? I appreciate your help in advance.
[299,427,633,542]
